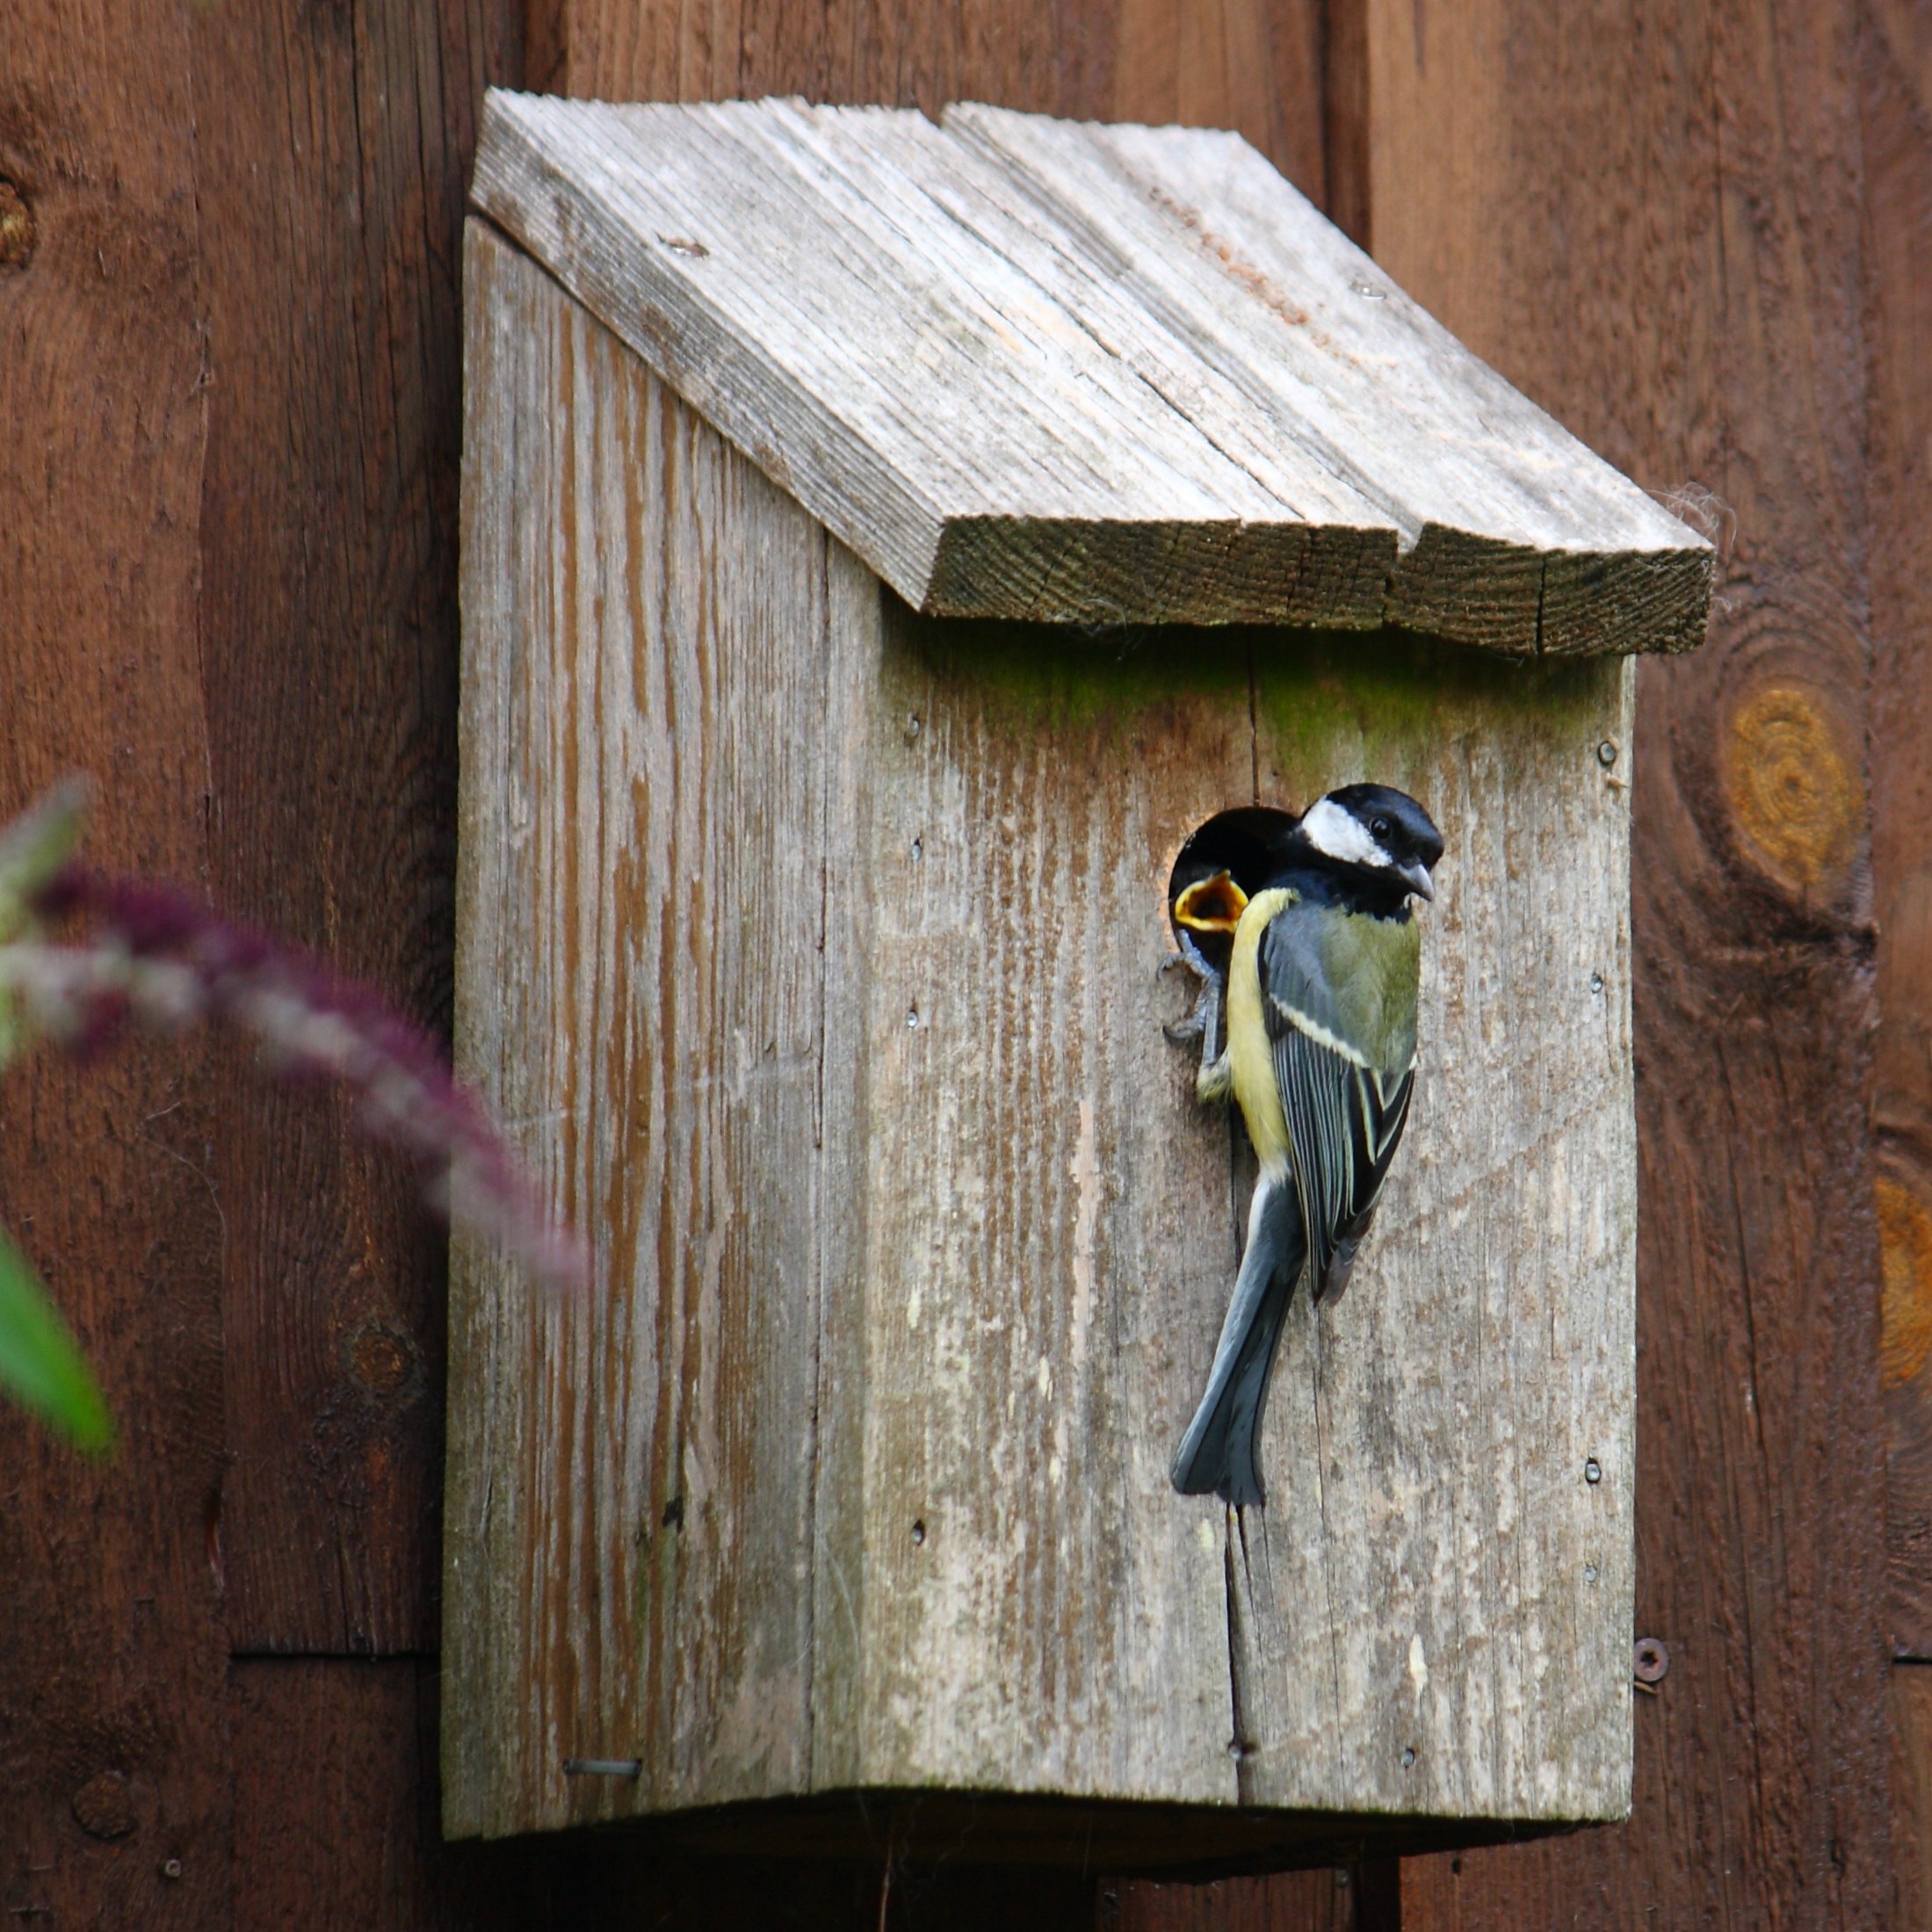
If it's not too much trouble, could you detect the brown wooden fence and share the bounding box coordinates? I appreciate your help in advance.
[3,0,1923,1924]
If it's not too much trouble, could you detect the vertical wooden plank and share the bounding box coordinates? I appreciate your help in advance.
[231,1660,447,1929]
[4,0,520,1917]
[837,612,1252,1805]
[1893,1665,1932,1929]
[528,0,1331,204]
[184,0,512,1659]
[1378,0,1888,1921]
[1863,0,1932,1659]
[1236,640,1635,1822]
[0,3,231,1926]
[446,226,831,1834]
[1108,0,1328,198]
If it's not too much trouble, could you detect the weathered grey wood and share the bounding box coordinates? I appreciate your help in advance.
[1227,644,1636,1815]
[948,107,1704,656]
[468,90,1711,653]
[446,221,1639,1846]
[449,221,828,1834]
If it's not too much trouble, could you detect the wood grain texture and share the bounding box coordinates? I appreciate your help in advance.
[532,0,1328,204]
[1235,644,1636,1820]
[1863,0,1932,1661]
[230,1660,453,1929]
[184,0,515,1660]
[1,0,513,1916]
[1893,1664,1932,1930]
[952,105,1705,657]
[470,91,1710,648]
[1379,0,1891,1921]
[447,221,1638,1847]
[0,4,230,1924]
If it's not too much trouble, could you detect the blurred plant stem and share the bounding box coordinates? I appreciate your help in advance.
[0,779,583,1451]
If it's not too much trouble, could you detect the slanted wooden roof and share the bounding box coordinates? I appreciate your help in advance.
[472,92,1711,655]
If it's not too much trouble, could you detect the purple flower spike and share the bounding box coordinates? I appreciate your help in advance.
[11,862,587,1295]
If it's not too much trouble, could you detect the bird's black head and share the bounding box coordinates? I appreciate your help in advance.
[1293,784,1444,904]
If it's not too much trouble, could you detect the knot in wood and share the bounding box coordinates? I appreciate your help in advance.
[70,1769,137,1840]
[1724,684,1860,893]
[1878,1173,1932,1390]
[0,180,36,271]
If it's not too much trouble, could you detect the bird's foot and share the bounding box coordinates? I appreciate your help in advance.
[1161,930,1224,1062]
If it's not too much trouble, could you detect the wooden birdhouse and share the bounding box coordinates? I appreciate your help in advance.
[443,90,1711,1867]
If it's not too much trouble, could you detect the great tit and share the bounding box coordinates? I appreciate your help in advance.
[1168,784,1444,1507]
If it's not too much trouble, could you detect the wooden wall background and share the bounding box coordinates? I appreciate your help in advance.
[0,0,1919,1925]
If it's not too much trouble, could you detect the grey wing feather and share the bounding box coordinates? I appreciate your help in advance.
[1263,930,1416,1305]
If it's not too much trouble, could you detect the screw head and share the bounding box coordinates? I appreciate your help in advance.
[1633,1637,1671,1684]
[1597,739,1619,767]
[1584,1457,1603,1485]
[161,1858,184,1881]
[1400,1745,1417,1769]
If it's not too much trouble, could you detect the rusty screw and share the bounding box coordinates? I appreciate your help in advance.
[1633,1637,1671,1686]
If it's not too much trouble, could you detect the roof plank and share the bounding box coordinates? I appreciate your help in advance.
[470,91,1711,652]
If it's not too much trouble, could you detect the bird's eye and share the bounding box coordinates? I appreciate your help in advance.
[1371,816,1391,840]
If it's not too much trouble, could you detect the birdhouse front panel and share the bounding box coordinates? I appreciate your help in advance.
[447,92,1702,1865]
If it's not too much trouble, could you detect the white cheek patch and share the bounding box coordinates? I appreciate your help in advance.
[1300,796,1393,871]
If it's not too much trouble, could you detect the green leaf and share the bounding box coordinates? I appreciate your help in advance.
[0,1220,113,1452]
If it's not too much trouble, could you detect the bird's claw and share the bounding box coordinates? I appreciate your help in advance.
[1160,949,1205,1039]
[1161,931,1222,1047]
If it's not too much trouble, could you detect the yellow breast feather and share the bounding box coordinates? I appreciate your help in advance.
[1226,887,1293,1178]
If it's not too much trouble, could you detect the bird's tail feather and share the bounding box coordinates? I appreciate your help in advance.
[1171,1175,1306,1506]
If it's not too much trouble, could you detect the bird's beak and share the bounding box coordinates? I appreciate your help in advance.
[1174,871,1249,934]
[1401,860,1436,902]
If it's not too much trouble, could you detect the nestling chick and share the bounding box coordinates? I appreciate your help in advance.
[1168,784,1444,1507]
[1161,805,1299,1060]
